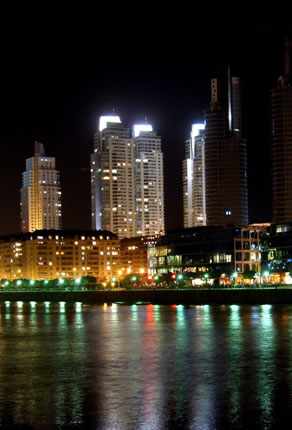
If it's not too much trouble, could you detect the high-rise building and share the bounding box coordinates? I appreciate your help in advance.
[20,142,62,232]
[134,124,165,236]
[183,124,206,227]
[271,40,292,223]
[91,116,165,238]
[91,116,136,238]
[204,67,248,227]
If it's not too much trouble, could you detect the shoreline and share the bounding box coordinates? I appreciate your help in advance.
[1,288,292,305]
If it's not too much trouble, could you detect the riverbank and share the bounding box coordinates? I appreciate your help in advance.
[1,287,292,304]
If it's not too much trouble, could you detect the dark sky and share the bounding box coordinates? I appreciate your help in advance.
[1,23,291,235]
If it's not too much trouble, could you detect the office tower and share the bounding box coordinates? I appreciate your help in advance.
[91,116,136,238]
[134,124,165,236]
[271,40,292,223]
[20,142,62,232]
[204,67,248,226]
[183,124,206,227]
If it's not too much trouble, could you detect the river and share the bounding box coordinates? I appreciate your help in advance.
[1,302,292,429]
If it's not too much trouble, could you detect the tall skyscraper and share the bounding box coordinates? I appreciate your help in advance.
[271,40,292,223]
[204,67,248,227]
[20,142,62,232]
[91,116,136,238]
[91,116,165,238]
[134,124,165,236]
[183,123,206,227]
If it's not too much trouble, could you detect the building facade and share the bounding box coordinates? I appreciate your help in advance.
[119,236,149,277]
[20,142,62,232]
[91,117,136,238]
[261,222,292,284]
[0,230,120,282]
[148,225,267,279]
[271,40,292,223]
[91,116,165,238]
[183,124,206,228]
[204,67,248,227]
[134,124,165,236]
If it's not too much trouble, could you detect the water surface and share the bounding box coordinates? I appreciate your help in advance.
[0,302,292,429]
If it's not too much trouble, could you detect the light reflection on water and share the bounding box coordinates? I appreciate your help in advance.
[1,303,292,428]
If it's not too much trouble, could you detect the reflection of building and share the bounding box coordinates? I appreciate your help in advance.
[271,40,292,223]
[148,225,268,277]
[0,230,120,281]
[183,124,206,227]
[20,142,62,232]
[134,124,165,236]
[204,67,248,226]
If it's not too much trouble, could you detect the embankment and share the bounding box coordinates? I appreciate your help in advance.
[1,288,292,304]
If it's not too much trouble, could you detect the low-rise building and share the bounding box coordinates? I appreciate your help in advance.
[262,222,292,283]
[0,230,120,282]
[119,235,159,278]
[148,225,269,281]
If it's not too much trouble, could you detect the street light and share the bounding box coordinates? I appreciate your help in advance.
[263,271,270,277]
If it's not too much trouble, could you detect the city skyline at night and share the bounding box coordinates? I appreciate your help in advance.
[0,27,291,236]
[2,16,292,430]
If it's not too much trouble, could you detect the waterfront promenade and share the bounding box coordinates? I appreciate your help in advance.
[1,286,292,304]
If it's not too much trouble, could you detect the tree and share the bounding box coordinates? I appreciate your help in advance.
[243,270,256,280]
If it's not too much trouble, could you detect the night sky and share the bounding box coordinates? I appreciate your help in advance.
[1,24,291,235]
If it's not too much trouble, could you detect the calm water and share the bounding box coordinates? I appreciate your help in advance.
[1,302,292,429]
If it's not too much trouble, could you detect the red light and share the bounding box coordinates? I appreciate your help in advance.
[171,274,176,279]
[147,275,153,281]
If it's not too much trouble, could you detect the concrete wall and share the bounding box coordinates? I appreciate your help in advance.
[1,288,292,304]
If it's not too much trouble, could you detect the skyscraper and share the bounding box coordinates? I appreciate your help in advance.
[91,116,136,238]
[20,142,62,232]
[91,116,165,238]
[271,40,292,224]
[183,123,206,228]
[204,67,248,227]
[134,124,165,236]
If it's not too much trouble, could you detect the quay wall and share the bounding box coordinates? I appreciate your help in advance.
[1,288,292,305]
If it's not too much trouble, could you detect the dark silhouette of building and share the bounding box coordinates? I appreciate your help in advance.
[204,67,248,227]
[271,40,292,223]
